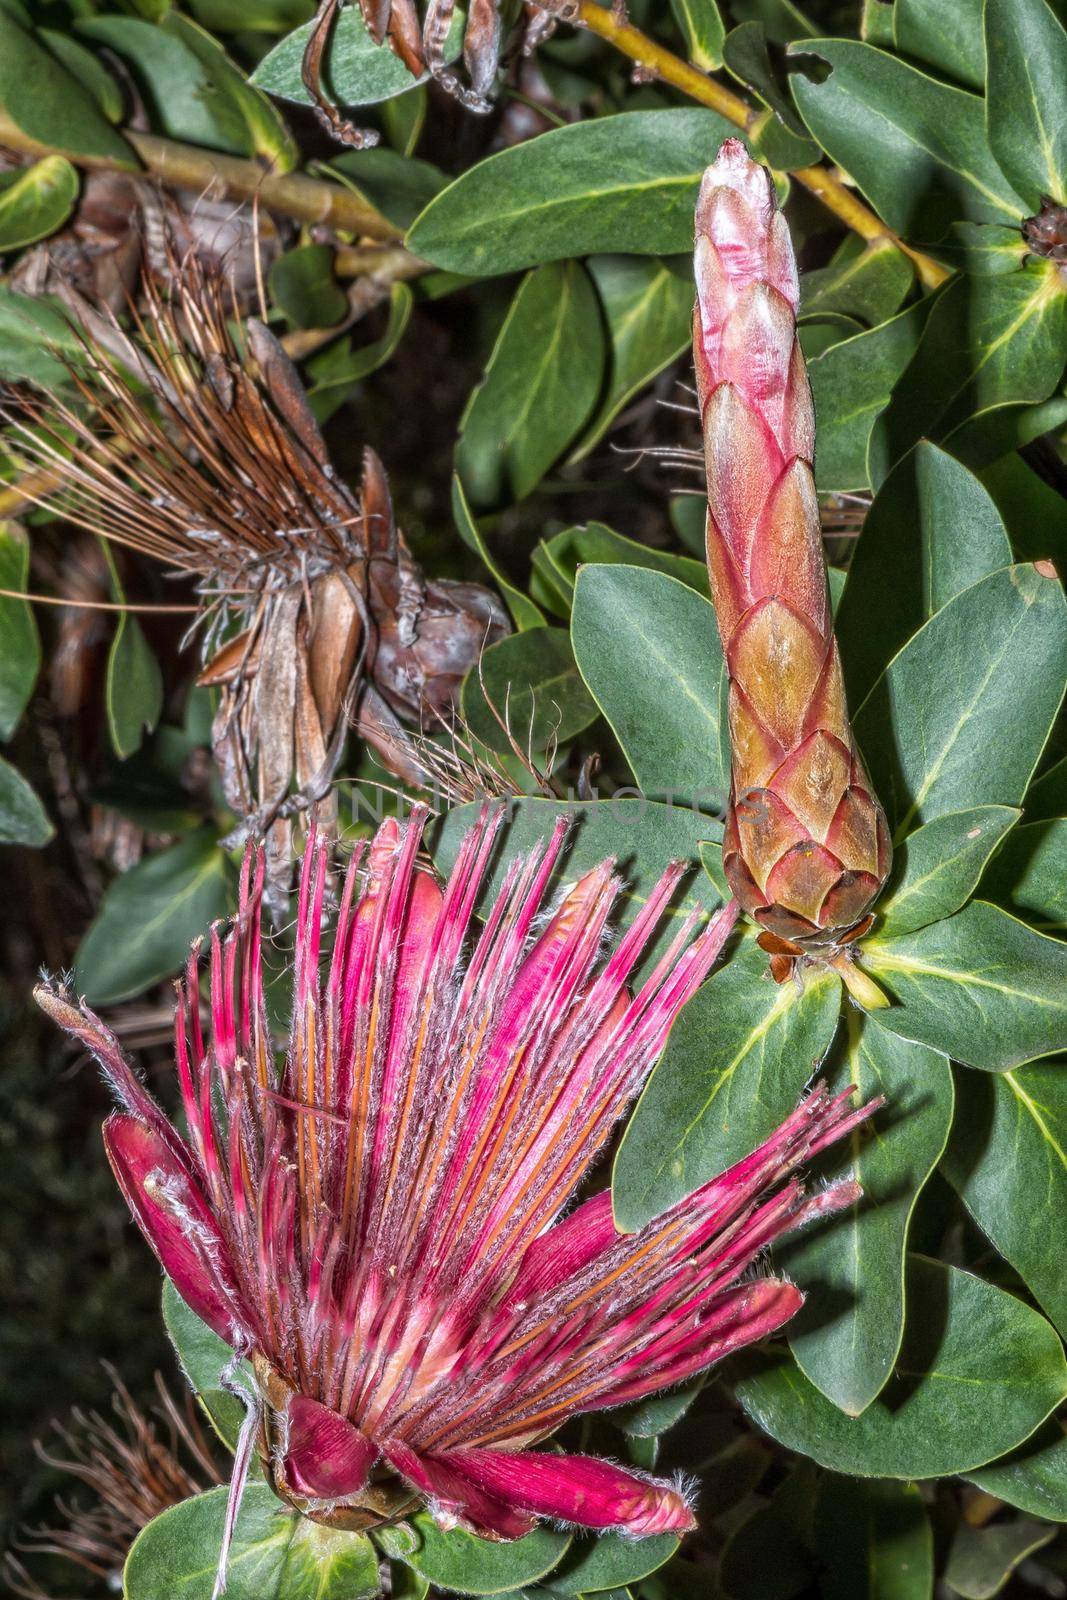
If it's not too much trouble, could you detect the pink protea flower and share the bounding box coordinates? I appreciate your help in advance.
[37,808,876,1562]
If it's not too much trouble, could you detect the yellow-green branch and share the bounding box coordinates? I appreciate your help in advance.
[570,0,950,289]
[0,109,404,244]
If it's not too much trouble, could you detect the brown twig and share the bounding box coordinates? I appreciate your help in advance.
[0,108,404,243]
[550,0,950,289]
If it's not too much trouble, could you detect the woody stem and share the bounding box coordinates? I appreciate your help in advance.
[565,0,950,290]
[0,109,405,244]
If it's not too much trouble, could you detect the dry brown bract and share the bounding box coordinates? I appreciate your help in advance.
[301,0,558,140]
[3,259,507,915]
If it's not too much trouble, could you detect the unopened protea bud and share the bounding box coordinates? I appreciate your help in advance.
[694,139,891,968]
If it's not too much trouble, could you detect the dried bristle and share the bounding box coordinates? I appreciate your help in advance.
[2,253,365,614]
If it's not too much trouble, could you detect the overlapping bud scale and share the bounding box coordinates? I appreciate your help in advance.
[695,140,892,947]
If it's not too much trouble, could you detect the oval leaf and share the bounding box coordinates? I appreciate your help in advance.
[457,261,605,506]
[867,900,1067,1072]
[0,154,78,250]
[779,1015,953,1416]
[814,1477,933,1600]
[252,5,464,105]
[400,1515,569,1595]
[75,830,235,1005]
[943,1061,1067,1338]
[836,442,1012,708]
[612,938,842,1230]
[985,0,1067,207]
[789,39,1025,240]
[460,627,599,755]
[877,805,1020,938]
[734,1256,1067,1478]
[125,1485,380,1600]
[407,110,740,277]
[0,753,52,847]
[0,9,136,166]
[0,523,40,739]
[854,565,1067,839]
[571,565,727,807]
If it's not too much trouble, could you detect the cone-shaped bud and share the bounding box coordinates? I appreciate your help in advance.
[694,139,891,946]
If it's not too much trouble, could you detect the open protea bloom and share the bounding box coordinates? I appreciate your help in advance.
[37,808,876,1557]
[694,140,892,971]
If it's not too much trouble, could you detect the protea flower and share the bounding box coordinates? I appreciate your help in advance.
[36,808,876,1574]
[694,140,892,983]
[4,259,507,914]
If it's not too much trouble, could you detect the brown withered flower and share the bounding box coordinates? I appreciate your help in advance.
[301,0,559,140]
[4,1369,221,1600]
[3,259,508,914]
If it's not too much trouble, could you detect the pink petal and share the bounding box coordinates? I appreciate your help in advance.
[103,1113,250,1345]
[382,1439,536,1539]
[444,1448,695,1535]
[284,1394,378,1499]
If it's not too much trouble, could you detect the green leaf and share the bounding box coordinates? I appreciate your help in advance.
[399,1516,570,1595]
[125,1485,381,1600]
[967,1420,1067,1520]
[723,21,820,168]
[77,16,253,155]
[461,627,599,755]
[0,753,52,846]
[669,0,725,68]
[979,817,1067,931]
[39,29,126,123]
[270,244,348,329]
[188,0,314,29]
[0,287,83,387]
[547,1533,678,1595]
[324,147,446,230]
[75,830,234,1005]
[106,609,163,763]
[734,1256,1067,1477]
[985,0,1067,207]
[0,155,78,250]
[251,4,464,106]
[936,221,1029,275]
[789,39,1025,241]
[451,475,544,632]
[612,938,841,1231]
[161,12,299,170]
[979,452,1067,567]
[943,1062,1067,1337]
[800,238,914,327]
[457,262,604,506]
[866,900,1067,1072]
[814,1477,933,1600]
[575,256,692,459]
[0,10,136,166]
[0,522,40,739]
[853,565,1067,840]
[877,806,1020,938]
[837,443,1012,708]
[869,268,1067,478]
[306,281,413,421]
[406,110,741,277]
[540,524,707,610]
[571,565,726,806]
[807,300,930,492]
[1028,755,1067,821]
[779,1015,953,1415]
[942,1517,1054,1599]
[892,0,984,89]
[433,797,724,973]
[163,1279,251,1452]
